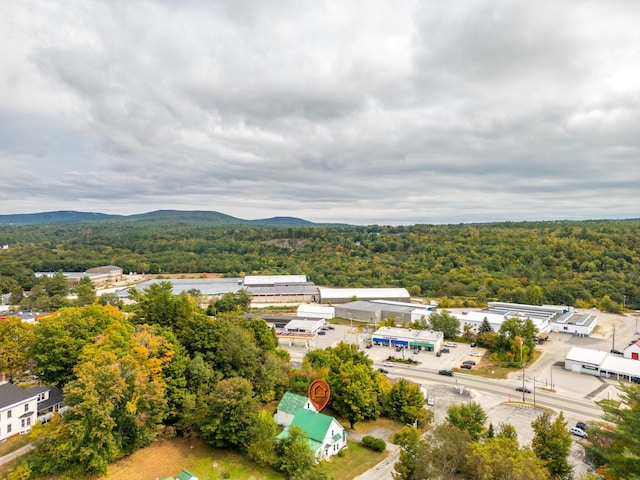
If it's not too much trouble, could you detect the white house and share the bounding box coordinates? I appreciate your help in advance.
[0,382,39,442]
[274,392,317,427]
[277,408,347,461]
[0,382,65,442]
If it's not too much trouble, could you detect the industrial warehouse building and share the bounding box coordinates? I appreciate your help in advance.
[117,274,318,304]
[564,346,640,382]
[486,302,598,336]
[450,302,598,337]
[372,326,444,352]
[317,287,410,305]
[334,300,435,326]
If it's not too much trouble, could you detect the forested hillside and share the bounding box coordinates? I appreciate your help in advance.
[0,219,638,310]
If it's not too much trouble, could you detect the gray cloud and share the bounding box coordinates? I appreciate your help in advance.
[1,0,639,225]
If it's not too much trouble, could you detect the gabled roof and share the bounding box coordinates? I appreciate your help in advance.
[624,341,640,350]
[30,385,64,410]
[176,470,197,480]
[277,392,312,414]
[290,408,336,443]
[0,382,40,409]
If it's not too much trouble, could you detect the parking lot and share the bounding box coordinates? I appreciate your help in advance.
[275,309,640,477]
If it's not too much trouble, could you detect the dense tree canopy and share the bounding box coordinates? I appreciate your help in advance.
[585,382,640,479]
[1,219,639,310]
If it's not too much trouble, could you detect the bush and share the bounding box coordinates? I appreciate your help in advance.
[362,435,386,452]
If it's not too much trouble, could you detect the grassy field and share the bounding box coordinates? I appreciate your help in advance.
[99,437,285,480]
[454,349,543,379]
[98,416,400,480]
[0,433,31,458]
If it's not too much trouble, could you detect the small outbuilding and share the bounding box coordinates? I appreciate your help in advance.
[176,470,198,480]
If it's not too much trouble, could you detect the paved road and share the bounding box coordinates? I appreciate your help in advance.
[278,310,635,479]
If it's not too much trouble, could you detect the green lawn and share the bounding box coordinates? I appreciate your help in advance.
[323,441,391,479]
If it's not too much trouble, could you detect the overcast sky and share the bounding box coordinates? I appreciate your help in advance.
[2,1,639,225]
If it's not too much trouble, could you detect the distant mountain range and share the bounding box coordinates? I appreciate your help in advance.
[0,210,323,227]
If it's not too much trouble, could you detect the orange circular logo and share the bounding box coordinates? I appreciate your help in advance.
[308,378,331,412]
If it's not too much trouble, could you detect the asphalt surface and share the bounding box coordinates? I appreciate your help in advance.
[278,310,639,479]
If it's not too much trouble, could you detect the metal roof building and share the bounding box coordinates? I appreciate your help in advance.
[334,300,434,325]
[318,287,410,305]
[243,275,307,286]
[564,346,640,382]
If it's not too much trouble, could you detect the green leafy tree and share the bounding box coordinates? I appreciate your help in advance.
[497,422,518,440]
[531,411,573,480]
[428,310,461,339]
[199,377,259,450]
[32,304,121,387]
[214,289,252,313]
[0,317,35,382]
[247,410,278,467]
[446,401,487,441]
[414,423,471,480]
[386,379,427,426]
[74,276,96,305]
[99,292,124,308]
[328,362,380,428]
[275,425,329,480]
[584,382,640,480]
[465,437,550,480]
[29,320,171,476]
[393,426,422,480]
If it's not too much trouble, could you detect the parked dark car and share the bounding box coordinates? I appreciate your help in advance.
[470,342,477,347]
[317,330,326,335]
[440,348,450,354]
[462,360,476,366]
[365,344,372,349]
[327,325,335,330]
[438,369,453,376]
[610,349,624,355]
[378,368,389,374]
[436,351,441,357]
[515,386,532,393]
[576,421,587,431]
[460,364,472,369]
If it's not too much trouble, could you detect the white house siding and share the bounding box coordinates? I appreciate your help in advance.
[0,396,38,442]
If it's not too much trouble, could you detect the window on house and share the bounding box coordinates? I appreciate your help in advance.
[7,409,11,419]
[7,424,11,434]
[24,404,29,412]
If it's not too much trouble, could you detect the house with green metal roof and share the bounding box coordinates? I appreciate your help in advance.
[274,391,317,427]
[277,408,346,461]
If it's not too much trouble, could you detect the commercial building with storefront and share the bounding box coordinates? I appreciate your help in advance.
[564,346,640,382]
[371,326,443,352]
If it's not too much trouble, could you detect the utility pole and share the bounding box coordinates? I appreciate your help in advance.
[612,323,616,352]
[521,338,525,402]
[533,376,536,405]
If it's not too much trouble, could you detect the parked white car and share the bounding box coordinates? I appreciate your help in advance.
[383,362,393,367]
[570,426,587,438]
[427,397,434,406]
[444,342,457,347]
[470,351,481,357]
